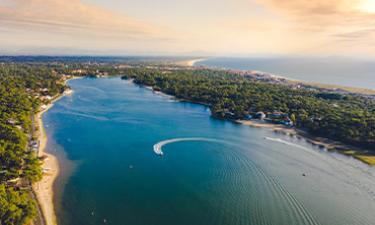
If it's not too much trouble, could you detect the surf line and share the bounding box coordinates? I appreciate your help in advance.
[153,138,218,156]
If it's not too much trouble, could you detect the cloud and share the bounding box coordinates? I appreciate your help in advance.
[0,0,161,39]
[256,0,375,29]
[0,0,374,56]
[334,28,375,40]
[253,0,375,54]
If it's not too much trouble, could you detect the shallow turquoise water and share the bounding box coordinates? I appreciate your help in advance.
[44,77,375,225]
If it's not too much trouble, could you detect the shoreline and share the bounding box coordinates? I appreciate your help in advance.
[236,119,375,166]
[186,59,375,96]
[32,77,80,225]
[179,57,209,67]
[33,101,59,225]
[128,76,375,166]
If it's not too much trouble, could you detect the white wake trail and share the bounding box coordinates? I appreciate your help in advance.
[153,138,217,155]
[264,137,310,151]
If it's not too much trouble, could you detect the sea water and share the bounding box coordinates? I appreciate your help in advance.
[43,77,375,225]
[196,57,375,90]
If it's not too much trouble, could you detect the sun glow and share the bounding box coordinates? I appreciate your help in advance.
[358,0,375,13]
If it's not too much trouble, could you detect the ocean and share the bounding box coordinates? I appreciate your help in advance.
[196,57,375,90]
[44,77,375,225]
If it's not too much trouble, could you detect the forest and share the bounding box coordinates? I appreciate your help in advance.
[121,68,375,150]
[0,64,64,225]
[0,61,374,224]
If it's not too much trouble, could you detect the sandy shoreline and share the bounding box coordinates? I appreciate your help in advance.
[179,58,208,67]
[33,102,59,225]
[139,77,375,167]
[237,119,375,165]
[32,77,78,225]
[181,58,375,96]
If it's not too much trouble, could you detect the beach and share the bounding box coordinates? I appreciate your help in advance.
[32,78,77,225]
[237,119,375,166]
[33,102,59,225]
[179,58,208,67]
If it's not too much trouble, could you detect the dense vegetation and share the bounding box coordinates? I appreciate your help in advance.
[122,68,375,150]
[0,64,64,224]
[0,59,374,223]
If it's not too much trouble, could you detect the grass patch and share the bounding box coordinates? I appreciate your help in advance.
[336,148,375,166]
[353,155,375,166]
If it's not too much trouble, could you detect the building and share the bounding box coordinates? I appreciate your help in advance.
[255,112,266,120]
[224,111,236,119]
[29,140,40,152]
[7,119,17,125]
[244,114,253,120]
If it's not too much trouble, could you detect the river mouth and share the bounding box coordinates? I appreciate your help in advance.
[44,77,375,225]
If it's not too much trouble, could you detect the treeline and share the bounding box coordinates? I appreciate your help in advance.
[121,68,375,150]
[0,64,64,224]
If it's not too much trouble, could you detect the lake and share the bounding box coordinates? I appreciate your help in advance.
[196,57,375,90]
[44,77,375,225]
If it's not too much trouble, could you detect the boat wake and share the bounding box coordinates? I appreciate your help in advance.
[264,137,309,150]
[153,137,321,224]
[153,138,217,155]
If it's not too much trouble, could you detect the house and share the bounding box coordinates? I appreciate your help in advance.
[268,111,288,119]
[224,111,236,119]
[255,112,266,120]
[72,69,86,74]
[30,140,40,151]
[266,111,294,127]
[7,119,17,125]
[244,114,253,120]
[65,89,73,95]
[282,118,294,127]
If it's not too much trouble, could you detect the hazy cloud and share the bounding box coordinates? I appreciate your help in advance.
[0,0,375,56]
[256,0,375,30]
[0,0,161,39]
[252,0,375,54]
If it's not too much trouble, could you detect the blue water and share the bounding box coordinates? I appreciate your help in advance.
[196,57,375,90]
[44,77,375,225]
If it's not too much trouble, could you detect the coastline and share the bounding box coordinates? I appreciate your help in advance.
[236,119,375,166]
[189,59,375,96]
[179,58,209,67]
[33,102,59,225]
[291,80,375,96]
[129,74,375,167]
[178,61,375,163]
[32,77,79,225]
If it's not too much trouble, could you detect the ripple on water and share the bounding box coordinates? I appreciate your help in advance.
[152,138,321,225]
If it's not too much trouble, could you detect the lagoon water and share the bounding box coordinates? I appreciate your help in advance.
[196,57,375,90]
[44,77,375,225]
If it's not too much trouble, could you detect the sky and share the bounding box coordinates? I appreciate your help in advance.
[1,0,375,57]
